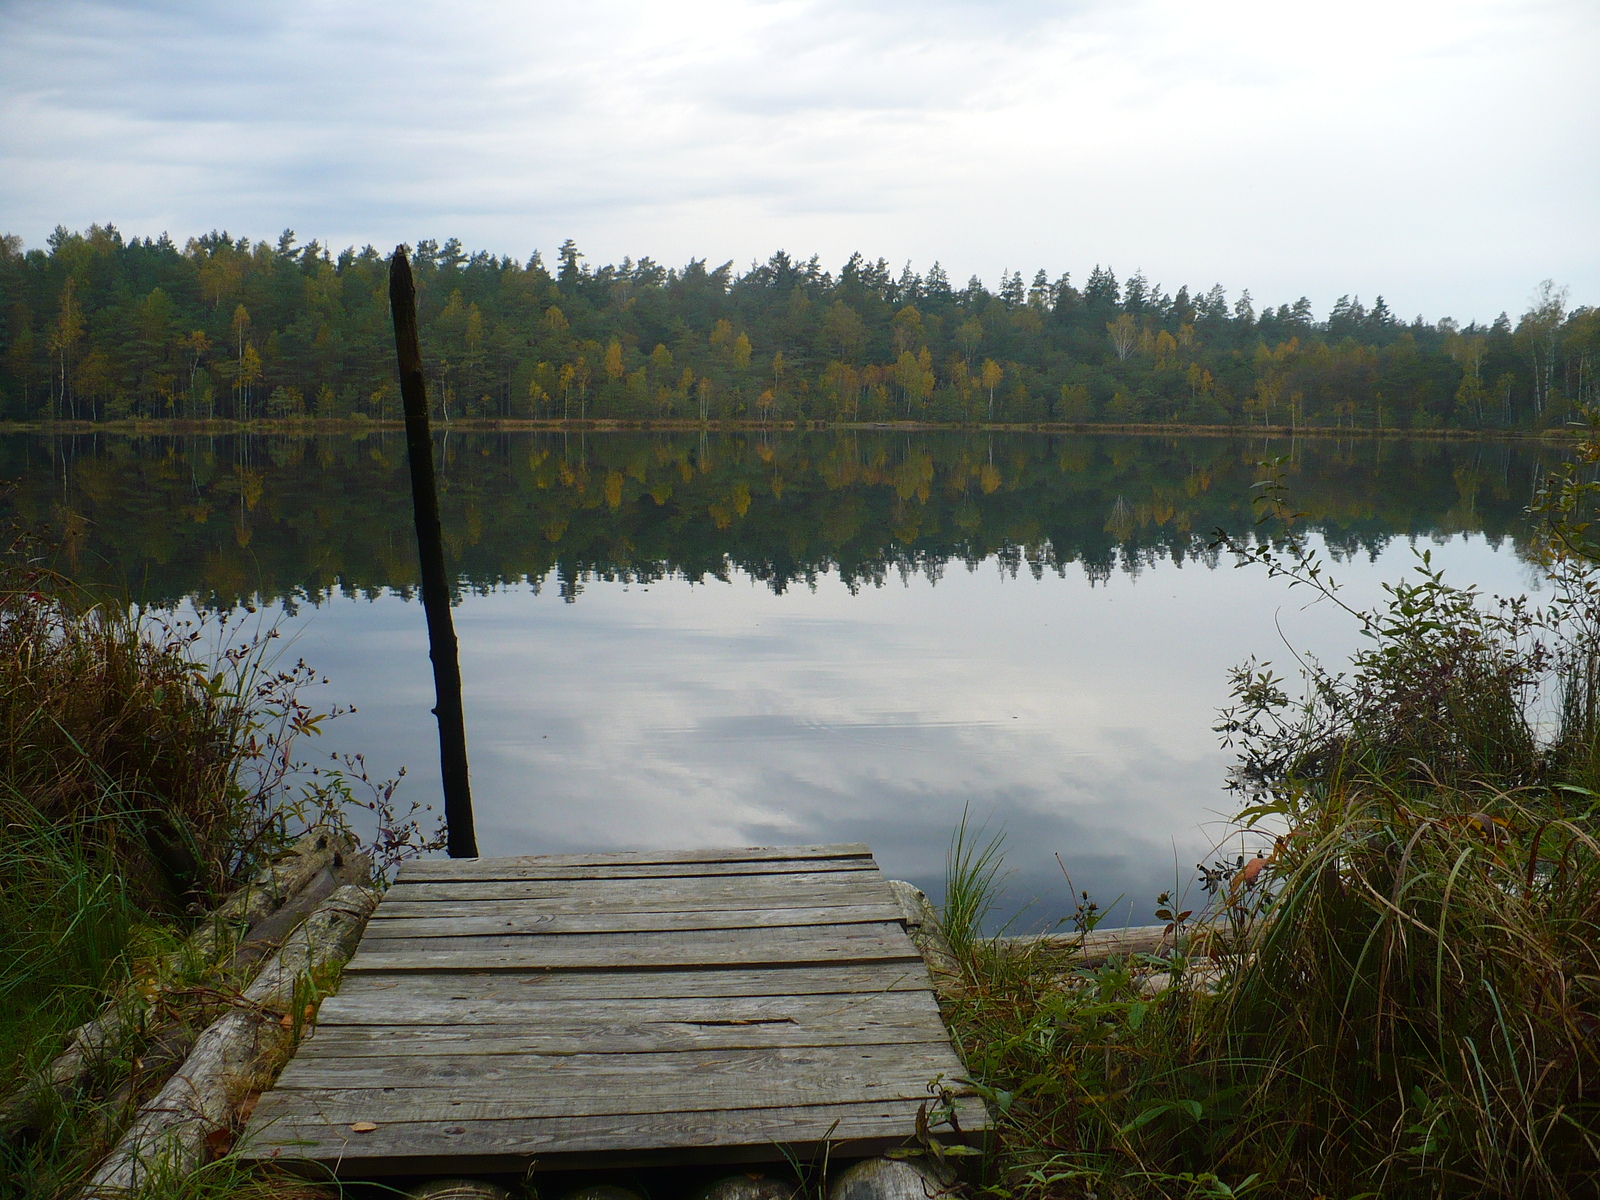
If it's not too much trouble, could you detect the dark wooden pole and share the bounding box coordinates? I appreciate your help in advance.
[389,247,478,858]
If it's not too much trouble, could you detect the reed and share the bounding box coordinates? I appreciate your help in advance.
[0,531,365,1199]
[943,474,1600,1198]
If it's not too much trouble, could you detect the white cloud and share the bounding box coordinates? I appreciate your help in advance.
[1,0,1595,319]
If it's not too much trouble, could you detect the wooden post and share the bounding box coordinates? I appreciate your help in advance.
[389,248,478,858]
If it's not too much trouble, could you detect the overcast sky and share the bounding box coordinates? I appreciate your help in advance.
[1,0,1595,323]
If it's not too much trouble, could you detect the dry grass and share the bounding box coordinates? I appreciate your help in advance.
[0,529,361,1199]
[943,471,1600,1198]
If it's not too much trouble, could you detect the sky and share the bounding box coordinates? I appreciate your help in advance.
[1,0,1596,324]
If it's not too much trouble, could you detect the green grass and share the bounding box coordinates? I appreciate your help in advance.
[0,806,145,1090]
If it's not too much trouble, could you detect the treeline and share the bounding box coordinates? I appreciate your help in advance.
[2,224,1596,429]
[0,431,1552,609]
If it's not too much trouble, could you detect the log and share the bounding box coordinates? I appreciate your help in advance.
[829,1157,955,1200]
[1004,920,1260,966]
[886,883,1198,978]
[0,828,358,1142]
[410,1181,513,1200]
[559,1188,646,1200]
[695,1175,799,1200]
[1004,924,1176,964]
[231,845,373,971]
[886,881,961,996]
[79,883,379,1198]
[81,1020,205,1153]
[191,828,360,961]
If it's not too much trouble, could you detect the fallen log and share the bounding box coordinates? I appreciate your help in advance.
[80,882,379,1198]
[1005,920,1259,966]
[887,880,962,996]
[0,827,360,1142]
[1005,924,1177,964]
[189,828,361,961]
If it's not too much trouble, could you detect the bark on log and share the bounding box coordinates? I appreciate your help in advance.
[887,880,962,997]
[695,1175,799,1200]
[80,883,379,1198]
[1005,921,1259,966]
[190,828,360,961]
[1004,924,1177,964]
[0,828,358,1141]
[829,1157,955,1200]
[231,846,373,972]
[558,1187,647,1200]
[409,1181,514,1200]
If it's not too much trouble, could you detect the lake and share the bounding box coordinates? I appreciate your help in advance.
[0,430,1560,927]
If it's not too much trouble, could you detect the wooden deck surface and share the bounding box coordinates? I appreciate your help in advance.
[239,844,985,1176]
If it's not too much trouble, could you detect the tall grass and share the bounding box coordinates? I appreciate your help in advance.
[0,532,325,913]
[0,530,362,1199]
[944,811,1008,960]
[943,470,1600,1198]
[0,806,146,1081]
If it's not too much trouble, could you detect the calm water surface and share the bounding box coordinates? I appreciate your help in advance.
[0,431,1558,924]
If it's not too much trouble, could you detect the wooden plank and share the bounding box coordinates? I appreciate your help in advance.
[381,871,893,906]
[363,903,904,939]
[391,858,880,883]
[274,1042,963,1092]
[239,1097,990,1175]
[331,962,933,1001]
[398,844,871,877]
[252,1073,968,1124]
[316,986,938,1028]
[343,922,919,973]
[301,1018,948,1056]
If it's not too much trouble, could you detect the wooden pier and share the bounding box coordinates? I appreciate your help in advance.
[240,844,985,1177]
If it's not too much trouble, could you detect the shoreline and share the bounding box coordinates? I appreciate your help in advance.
[0,417,1578,441]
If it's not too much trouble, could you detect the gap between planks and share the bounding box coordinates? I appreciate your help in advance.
[395,858,880,884]
[316,985,939,1026]
[343,922,920,973]
[381,872,891,906]
[299,1022,949,1057]
[329,962,935,1000]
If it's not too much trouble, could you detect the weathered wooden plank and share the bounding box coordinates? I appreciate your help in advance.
[363,903,904,939]
[316,985,937,1028]
[240,1097,989,1175]
[381,872,893,907]
[264,1066,966,1123]
[398,845,871,877]
[392,859,880,884]
[301,1017,949,1056]
[344,922,919,973]
[331,962,933,1002]
[257,1069,977,1120]
[274,1042,962,1091]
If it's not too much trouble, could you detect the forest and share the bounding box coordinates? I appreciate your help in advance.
[1,224,1596,430]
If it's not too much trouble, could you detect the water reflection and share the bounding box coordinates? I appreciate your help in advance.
[0,431,1558,924]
